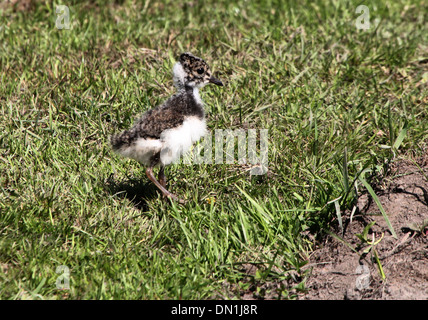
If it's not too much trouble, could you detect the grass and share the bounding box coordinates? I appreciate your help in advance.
[0,0,427,299]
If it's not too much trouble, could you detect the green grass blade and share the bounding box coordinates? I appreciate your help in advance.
[374,249,386,280]
[392,121,408,151]
[343,147,349,193]
[324,230,357,254]
[359,177,397,239]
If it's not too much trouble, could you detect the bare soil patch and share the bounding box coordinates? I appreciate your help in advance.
[303,156,428,300]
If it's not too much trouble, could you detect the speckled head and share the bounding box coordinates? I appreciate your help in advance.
[173,52,223,89]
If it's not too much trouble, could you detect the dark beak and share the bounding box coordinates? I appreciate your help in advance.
[209,76,223,86]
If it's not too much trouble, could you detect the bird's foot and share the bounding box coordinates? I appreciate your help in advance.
[164,193,186,205]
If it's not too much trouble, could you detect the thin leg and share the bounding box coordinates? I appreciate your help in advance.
[158,166,166,188]
[146,166,185,204]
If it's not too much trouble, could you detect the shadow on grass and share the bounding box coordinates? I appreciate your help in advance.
[106,174,157,211]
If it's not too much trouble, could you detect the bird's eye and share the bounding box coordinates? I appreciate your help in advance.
[197,68,204,74]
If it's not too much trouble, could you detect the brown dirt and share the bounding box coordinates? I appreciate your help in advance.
[302,156,428,300]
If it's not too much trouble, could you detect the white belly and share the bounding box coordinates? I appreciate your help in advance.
[160,116,207,165]
[117,138,163,166]
[115,117,206,166]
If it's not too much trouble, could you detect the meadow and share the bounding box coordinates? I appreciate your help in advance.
[0,0,427,299]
